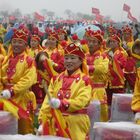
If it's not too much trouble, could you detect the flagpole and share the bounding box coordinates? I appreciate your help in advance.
[121,9,123,22]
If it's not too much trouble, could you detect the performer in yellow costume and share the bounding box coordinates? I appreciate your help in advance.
[38,42,92,140]
[86,30,109,121]
[0,27,37,134]
[106,35,127,107]
[131,39,140,124]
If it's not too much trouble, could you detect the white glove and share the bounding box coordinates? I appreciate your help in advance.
[108,50,114,58]
[50,98,61,109]
[39,55,47,61]
[134,112,140,123]
[36,124,43,135]
[0,90,11,99]
[122,41,129,50]
[50,60,58,67]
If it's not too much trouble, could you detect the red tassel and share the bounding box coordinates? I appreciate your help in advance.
[43,121,50,135]
[0,102,4,110]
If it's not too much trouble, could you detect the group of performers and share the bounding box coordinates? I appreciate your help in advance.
[0,22,140,140]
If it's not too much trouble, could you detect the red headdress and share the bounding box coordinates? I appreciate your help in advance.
[12,28,29,43]
[64,42,85,59]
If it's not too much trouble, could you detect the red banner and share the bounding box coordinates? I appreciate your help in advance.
[34,12,45,21]
[95,14,104,23]
[123,3,131,12]
[127,11,138,22]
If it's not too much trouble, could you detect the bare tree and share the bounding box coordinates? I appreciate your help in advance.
[64,9,73,19]
[12,9,22,18]
[76,12,84,20]
[47,11,55,20]
[41,9,48,18]
[0,10,9,18]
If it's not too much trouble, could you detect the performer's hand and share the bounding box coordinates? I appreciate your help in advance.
[50,98,61,109]
[136,61,140,68]
[122,41,128,50]
[134,112,140,124]
[39,55,47,61]
[0,89,11,99]
[36,124,43,135]
[108,50,114,58]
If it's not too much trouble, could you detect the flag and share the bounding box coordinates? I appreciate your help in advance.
[95,14,104,23]
[123,3,130,12]
[127,11,138,22]
[9,16,16,21]
[34,12,45,21]
[92,7,100,15]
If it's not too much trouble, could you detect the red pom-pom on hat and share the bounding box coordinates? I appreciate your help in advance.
[72,34,79,41]
[61,40,67,48]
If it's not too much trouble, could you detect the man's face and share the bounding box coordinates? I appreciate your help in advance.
[11,38,26,54]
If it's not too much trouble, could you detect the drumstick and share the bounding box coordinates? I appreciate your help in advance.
[42,79,51,101]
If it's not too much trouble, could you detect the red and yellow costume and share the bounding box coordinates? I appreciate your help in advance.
[0,28,37,134]
[32,53,58,105]
[122,25,136,91]
[106,35,127,105]
[86,30,109,121]
[38,43,92,140]
[44,32,65,73]
[0,43,6,68]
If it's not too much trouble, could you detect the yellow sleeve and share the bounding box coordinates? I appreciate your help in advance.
[131,68,140,111]
[0,72,4,91]
[0,44,6,56]
[0,56,4,90]
[67,80,92,112]
[93,57,109,75]
[12,61,37,94]
[38,94,52,124]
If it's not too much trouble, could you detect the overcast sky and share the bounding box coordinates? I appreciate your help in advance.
[0,0,140,21]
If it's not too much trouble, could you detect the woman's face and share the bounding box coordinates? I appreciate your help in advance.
[64,54,82,74]
[47,37,57,48]
[108,40,119,50]
[87,38,100,53]
[58,34,65,41]
[11,38,26,55]
[30,39,39,49]
[123,33,131,41]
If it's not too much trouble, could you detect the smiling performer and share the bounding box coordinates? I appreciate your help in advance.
[38,42,92,140]
[0,27,37,134]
